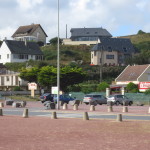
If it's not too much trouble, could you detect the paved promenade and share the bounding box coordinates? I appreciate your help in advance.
[0,101,150,150]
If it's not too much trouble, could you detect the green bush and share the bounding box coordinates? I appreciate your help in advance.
[144,89,150,95]
[13,86,22,91]
[97,82,109,92]
[126,82,139,93]
[80,84,97,94]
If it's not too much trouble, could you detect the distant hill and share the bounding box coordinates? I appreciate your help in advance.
[117,32,150,44]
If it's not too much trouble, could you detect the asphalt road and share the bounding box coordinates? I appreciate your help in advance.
[2,108,150,121]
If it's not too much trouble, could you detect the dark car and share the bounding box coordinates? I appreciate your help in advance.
[53,94,76,104]
[40,93,54,103]
[40,93,76,104]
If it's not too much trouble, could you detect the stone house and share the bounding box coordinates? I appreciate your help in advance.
[12,24,48,45]
[91,37,136,66]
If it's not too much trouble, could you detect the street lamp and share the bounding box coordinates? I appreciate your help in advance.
[57,0,60,109]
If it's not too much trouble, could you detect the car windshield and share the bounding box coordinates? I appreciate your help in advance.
[43,93,50,96]
[109,95,115,98]
[85,95,92,97]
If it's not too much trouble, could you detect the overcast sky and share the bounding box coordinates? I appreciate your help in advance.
[0,0,150,42]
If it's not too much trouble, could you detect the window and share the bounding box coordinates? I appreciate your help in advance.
[94,51,96,56]
[7,54,9,59]
[106,55,114,59]
[6,76,9,81]
[0,55,1,59]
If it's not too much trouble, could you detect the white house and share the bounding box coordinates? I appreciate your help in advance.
[0,69,28,91]
[0,40,43,64]
[12,24,48,45]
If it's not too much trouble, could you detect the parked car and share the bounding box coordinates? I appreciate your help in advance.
[40,93,54,103]
[107,94,133,106]
[53,94,76,104]
[40,93,76,104]
[83,94,107,105]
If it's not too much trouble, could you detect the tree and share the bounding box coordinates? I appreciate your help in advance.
[19,67,40,82]
[97,82,109,92]
[0,40,2,46]
[38,66,57,89]
[60,66,86,92]
[49,37,63,45]
[137,30,146,34]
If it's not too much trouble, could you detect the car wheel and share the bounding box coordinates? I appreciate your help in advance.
[85,103,89,105]
[128,101,133,106]
[116,101,120,106]
[99,103,102,105]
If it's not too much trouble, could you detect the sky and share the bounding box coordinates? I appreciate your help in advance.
[0,0,150,42]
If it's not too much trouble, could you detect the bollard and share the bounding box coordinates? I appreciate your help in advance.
[122,106,128,112]
[148,107,150,113]
[83,112,89,120]
[116,114,122,122]
[23,108,28,118]
[51,111,57,119]
[107,106,113,112]
[0,102,4,108]
[0,109,3,116]
[63,103,68,110]
[90,105,95,111]
[73,104,78,110]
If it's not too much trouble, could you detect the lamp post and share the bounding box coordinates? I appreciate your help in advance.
[57,0,60,109]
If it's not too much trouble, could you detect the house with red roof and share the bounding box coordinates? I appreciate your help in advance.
[115,64,150,92]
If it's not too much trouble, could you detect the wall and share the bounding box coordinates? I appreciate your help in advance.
[0,42,11,64]
[63,38,98,46]
[32,27,47,44]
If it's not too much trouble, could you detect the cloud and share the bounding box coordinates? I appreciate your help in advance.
[16,0,44,10]
[0,0,150,41]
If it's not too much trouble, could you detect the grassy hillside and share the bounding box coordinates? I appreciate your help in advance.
[41,44,92,65]
[118,33,150,44]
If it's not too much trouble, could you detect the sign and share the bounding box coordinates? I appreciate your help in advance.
[51,86,58,94]
[28,82,37,90]
[139,82,150,92]
[51,86,63,95]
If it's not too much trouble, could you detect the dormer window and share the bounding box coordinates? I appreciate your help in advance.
[123,47,127,52]
[108,46,112,52]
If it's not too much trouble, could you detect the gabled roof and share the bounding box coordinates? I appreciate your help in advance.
[4,40,43,55]
[70,27,112,38]
[92,37,136,53]
[12,24,48,37]
[115,64,150,81]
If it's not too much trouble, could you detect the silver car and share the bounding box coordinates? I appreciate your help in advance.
[83,94,107,105]
[107,94,133,106]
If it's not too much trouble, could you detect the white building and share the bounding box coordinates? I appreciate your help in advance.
[0,40,43,64]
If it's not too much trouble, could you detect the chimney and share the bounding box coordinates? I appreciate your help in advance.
[24,38,27,46]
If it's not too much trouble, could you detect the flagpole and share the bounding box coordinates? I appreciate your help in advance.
[57,0,60,109]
